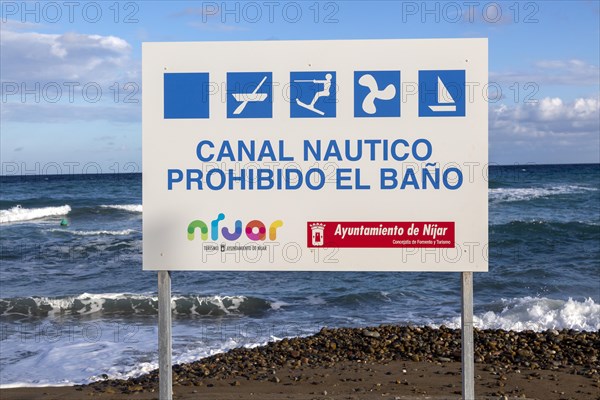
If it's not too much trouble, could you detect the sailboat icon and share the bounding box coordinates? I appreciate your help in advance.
[428,77,457,112]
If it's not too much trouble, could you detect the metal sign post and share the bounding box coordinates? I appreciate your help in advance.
[462,272,475,400]
[158,271,172,400]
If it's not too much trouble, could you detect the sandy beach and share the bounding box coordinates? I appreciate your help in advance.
[2,361,598,400]
[2,325,598,400]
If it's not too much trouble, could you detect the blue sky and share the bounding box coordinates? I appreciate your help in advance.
[1,1,599,174]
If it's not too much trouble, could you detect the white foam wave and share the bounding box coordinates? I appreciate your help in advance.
[39,293,109,316]
[0,205,71,224]
[85,292,153,300]
[489,185,597,203]
[47,229,136,236]
[101,204,142,213]
[0,321,281,388]
[270,300,290,310]
[441,297,600,331]
[1,293,271,317]
[0,323,160,388]
[176,295,251,315]
[0,293,151,317]
[93,333,283,384]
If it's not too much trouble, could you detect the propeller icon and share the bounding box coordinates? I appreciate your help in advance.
[358,74,397,115]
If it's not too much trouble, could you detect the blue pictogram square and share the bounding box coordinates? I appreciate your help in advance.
[419,70,466,117]
[164,73,210,119]
[290,71,336,118]
[354,71,401,118]
[227,72,273,118]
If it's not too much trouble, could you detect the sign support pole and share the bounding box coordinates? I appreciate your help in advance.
[158,271,173,400]
[461,271,475,400]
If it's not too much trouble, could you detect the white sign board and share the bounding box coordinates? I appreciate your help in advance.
[143,39,488,271]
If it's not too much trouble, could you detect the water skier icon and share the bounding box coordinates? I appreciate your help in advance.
[294,73,333,116]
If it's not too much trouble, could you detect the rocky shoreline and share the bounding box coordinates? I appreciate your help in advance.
[85,325,600,394]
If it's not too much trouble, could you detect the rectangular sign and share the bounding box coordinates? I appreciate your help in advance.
[142,39,488,271]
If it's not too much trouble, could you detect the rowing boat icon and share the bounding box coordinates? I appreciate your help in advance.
[231,76,268,115]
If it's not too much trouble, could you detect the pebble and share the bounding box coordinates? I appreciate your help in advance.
[84,325,599,394]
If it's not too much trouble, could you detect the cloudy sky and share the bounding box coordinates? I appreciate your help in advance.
[1,1,598,174]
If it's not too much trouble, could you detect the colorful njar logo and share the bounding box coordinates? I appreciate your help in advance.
[187,213,283,241]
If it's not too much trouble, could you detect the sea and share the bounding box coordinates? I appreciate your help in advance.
[1,164,599,387]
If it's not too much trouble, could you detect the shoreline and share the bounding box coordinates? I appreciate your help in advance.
[2,325,598,399]
[1,163,598,179]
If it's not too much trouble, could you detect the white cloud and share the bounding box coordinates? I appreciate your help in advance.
[492,96,599,137]
[1,23,140,124]
[0,24,138,85]
[490,96,600,163]
[491,59,599,86]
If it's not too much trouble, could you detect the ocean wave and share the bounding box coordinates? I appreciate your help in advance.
[100,204,142,213]
[46,229,137,236]
[489,185,597,203]
[0,205,71,224]
[441,297,600,332]
[0,293,272,318]
[490,220,600,236]
[330,291,394,305]
[0,329,278,388]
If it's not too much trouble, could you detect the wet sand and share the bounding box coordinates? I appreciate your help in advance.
[3,361,599,400]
